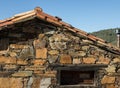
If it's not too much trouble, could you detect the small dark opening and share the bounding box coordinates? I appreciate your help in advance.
[0,38,9,51]
[60,70,94,85]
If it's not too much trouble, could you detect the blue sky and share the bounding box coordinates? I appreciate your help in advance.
[0,0,120,32]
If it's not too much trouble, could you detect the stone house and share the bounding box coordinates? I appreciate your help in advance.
[0,7,120,88]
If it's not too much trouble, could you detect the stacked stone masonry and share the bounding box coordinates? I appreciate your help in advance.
[0,18,120,88]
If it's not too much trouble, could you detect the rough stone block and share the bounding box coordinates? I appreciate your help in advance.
[82,46,89,51]
[105,65,116,73]
[83,57,96,64]
[44,73,56,77]
[101,76,115,84]
[44,71,57,77]
[32,59,46,66]
[34,70,44,74]
[9,52,17,57]
[45,71,57,74]
[17,59,28,65]
[0,71,13,77]
[112,58,120,63]
[35,48,47,59]
[69,51,86,57]
[106,84,115,88]
[0,56,16,64]
[32,78,41,88]
[3,65,18,71]
[6,57,17,64]
[40,78,51,88]
[18,46,34,59]
[12,71,32,77]
[96,56,110,64]
[0,78,23,88]
[60,54,72,64]
[33,39,46,49]
[55,42,67,50]
[73,58,81,64]
[48,50,59,55]
[48,56,58,63]
[38,34,45,39]
[10,78,23,88]
[10,44,29,49]
[0,78,10,88]
[25,66,46,71]
[27,77,33,88]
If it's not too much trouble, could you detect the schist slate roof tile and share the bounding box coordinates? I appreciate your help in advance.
[0,7,120,54]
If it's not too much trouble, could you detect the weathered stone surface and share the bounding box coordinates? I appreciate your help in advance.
[82,46,89,51]
[97,56,110,64]
[0,50,8,56]
[49,37,54,42]
[23,78,29,88]
[32,59,46,66]
[17,59,28,65]
[12,71,32,77]
[112,58,120,63]
[50,42,57,49]
[78,51,86,57]
[35,48,47,59]
[0,78,23,88]
[33,39,46,49]
[48,50,59,55]
[9,52,17,57]
[44,71,57,77]
[74,44,81,50]
[53,34,67,42]
[38,34,45,39]
[73,58,81,64]
[106,84,115,88]
[60,54,72,64]
[25,66,46,71]
[10,44,29,49]
[0,56,16,64]
[105,65,116,73]
[3,65,18,71]
[18,46,34,59]
[11,78,23,88]
[6,57,17,64]
[34,70,44,74]
[83,57,96,64]
[69,51,86,57]
[48,55,58,63]
[0,71,13,77]
[40,78,51,88]
[54,42,67,50]
[101,76,115,84]
[32,78,41,88]
[82,39,93,44]
[117,68,120,73]
[44,73,56,77]
[27,77,33,88]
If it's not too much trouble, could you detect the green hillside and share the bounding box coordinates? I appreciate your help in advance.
[91,28,120,46]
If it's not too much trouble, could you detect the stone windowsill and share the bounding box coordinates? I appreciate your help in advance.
[57,84,97,88]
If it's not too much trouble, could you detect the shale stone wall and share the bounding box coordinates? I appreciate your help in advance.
[0,19,120,88]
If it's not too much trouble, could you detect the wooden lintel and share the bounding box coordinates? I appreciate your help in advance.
[49,64,108,70]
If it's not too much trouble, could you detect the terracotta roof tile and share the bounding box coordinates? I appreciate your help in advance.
[0,7,120,54]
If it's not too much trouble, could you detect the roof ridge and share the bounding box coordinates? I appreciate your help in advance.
[0,7,120,54]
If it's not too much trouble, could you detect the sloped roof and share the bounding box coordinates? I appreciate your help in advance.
[0,7,120,55]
